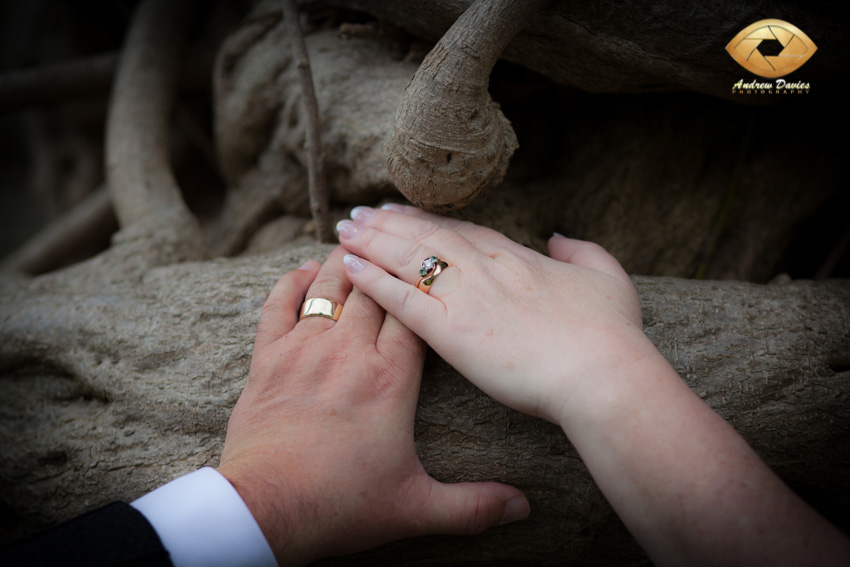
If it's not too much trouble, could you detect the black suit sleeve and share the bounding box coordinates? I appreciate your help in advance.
[0,501,173,567]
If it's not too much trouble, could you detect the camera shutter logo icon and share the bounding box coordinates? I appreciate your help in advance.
[726,19,817,78]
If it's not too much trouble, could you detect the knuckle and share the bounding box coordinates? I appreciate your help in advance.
[309,275,342,298]
[411,220,441,243]
[456,221,486,240]
[260,296,288,318]
[357,226,379,250]
[254,319,276,344]
[394,241,422,269]
[395,283,419,313]
[580,240,608,257]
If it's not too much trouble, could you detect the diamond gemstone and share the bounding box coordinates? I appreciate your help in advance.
[419,256,438,276]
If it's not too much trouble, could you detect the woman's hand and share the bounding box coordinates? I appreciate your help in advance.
[337,208,850,567]
[337,205,657,425]
[217,246,529,566]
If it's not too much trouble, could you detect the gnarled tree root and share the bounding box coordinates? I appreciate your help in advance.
[105,0,207,264]
[385,0,547,212]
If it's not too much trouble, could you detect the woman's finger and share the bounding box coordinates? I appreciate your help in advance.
[364,204,531,258]
[373,203,478,236]
[254,260,321,351]
[343,207,478,261]
[298,246,353,332]
[338,220,453,286]
[342,254,445,343]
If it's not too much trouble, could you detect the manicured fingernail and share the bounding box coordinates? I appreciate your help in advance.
[297,260,317,270]
[381,203,406,213]
[350,206,374,222]
[499,496,530,525]
[336,220,359,239]
[343,254,366,274]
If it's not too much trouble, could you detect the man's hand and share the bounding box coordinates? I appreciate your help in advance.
[217,246,529,566]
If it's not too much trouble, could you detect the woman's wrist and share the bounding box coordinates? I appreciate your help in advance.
[552,328,669,433]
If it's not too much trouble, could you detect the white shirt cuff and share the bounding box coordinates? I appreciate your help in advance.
[131,467,278,567]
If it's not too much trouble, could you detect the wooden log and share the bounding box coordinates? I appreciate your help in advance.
[1,245,847,564]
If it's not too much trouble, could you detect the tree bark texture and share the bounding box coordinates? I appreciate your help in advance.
[1,245,848,564]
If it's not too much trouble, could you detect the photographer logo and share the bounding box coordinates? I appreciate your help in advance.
[726,19,816,94]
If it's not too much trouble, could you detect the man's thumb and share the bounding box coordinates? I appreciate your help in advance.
[420,480,530,535]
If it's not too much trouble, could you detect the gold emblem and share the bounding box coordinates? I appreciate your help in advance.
[726,19,817,78]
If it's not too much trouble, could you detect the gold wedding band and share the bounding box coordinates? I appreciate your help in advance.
[415,256,450,294]
[300,297,343,321]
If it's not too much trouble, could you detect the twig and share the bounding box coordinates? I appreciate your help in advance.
[0,187,117,275]
[282,0,333,243]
